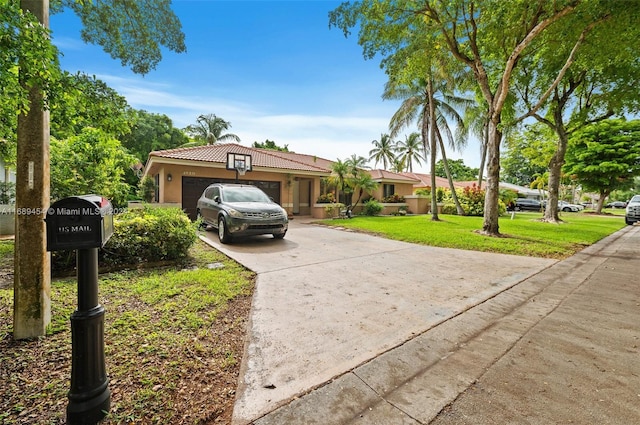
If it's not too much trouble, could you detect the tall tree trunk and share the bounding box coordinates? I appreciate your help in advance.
[427,79,439,221]
[543,106,570,223]
[481,118,502,235]
[435,126,465,215]
[14,0,51,339]
[477,119,489,188]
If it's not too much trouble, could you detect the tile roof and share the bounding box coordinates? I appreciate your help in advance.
[369,169,420,183]
[400,172,467,188]
[149,143,332,173]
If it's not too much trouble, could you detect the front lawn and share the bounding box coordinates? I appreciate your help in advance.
[0,239,254,424]
[320,212,626,259]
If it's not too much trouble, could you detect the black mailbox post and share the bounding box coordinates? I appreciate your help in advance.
[46,195,113,424]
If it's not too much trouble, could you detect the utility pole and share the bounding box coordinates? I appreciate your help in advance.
[13,0,51,339]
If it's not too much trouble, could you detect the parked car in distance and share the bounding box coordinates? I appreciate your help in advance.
[606,201,627,209]
[196,183,288,244]
[515,198,543,211]
[558,201,584,212]
[625,195,640,225]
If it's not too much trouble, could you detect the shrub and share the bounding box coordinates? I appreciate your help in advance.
[51,206,197,274]
[441,203,457,215]
[440,185,508,216]
[323,202,345,218]
[103,206,196,265]
[363,199,383,216]
[0,182,15,204]
[459,184,485,216]
[137,176,157,202]
[316,193,336,203]
[382,194,406,203]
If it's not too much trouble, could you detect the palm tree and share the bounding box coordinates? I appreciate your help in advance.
[328,158,350,205]
[183,114,240,146]
[350,171,379,212]
[369,134,396,170]
[384,73,472,217]
[395,133,424,172]
[345,154,370,174]
[390,157,406,173]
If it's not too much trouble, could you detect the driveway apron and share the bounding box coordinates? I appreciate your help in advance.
[200,219,556,424]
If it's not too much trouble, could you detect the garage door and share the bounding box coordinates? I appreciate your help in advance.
[181,177,281,220]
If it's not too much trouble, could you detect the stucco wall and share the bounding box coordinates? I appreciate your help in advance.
[153,163,322,216]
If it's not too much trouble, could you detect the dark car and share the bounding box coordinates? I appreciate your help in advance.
[196,183,288,244]
[515,198,543,211]
[606,201,627,209]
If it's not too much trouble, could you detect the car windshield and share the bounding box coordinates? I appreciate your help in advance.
[222,187,271,203]
[630,195,640,203]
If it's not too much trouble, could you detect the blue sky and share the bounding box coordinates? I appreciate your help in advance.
[49,0,481,171]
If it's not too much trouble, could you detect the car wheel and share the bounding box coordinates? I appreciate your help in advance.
[218,216,233,244]
[626,217,633,225]
[562,207,571,212]
[273,231,286,240]
[196,210,209,230]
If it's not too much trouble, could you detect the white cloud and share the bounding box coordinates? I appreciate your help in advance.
[90,74,482,171]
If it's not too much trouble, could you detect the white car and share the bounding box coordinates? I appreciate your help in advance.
[558,201,583,212]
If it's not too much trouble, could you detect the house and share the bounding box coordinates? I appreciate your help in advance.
[496,182,547,199]
[142,143,422,219]
[456,180,548,200]
[401,172,468,190]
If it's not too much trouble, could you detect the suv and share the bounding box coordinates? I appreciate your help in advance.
[196,183,288,243]
[625,195,640,225]
[515,198,543,211]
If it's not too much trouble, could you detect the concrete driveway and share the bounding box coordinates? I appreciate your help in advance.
[200,218,557,424]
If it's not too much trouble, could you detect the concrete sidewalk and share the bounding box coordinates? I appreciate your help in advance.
[202,220,639,424]
[246,224,639,425]
[201,218,551,423]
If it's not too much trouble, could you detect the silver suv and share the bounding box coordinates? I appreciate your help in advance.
[196,183,288,243]
[625,195,640,225]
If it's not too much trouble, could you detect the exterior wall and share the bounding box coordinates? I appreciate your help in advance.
[153,163,321,217]
[158,164,239,204]
[405,195,430,214]
[394,184,415,197]
[371,182,415,200]
[312,202,420,218]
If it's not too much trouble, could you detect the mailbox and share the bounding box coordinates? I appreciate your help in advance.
[45,195,114,423]
[46,195,113,251]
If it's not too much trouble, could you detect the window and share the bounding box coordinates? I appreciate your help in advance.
[383,184,395,199]
[203,186,220,200]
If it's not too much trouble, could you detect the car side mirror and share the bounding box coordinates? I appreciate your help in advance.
[214,196,221,203]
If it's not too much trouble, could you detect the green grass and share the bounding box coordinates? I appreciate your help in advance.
[0,240,13,268]
[320,212,626,259]
[0,240,255,424]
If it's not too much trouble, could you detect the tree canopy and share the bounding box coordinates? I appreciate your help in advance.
[54,0,186,75]
[51,127,137,207]
[1,0,59,145]
[183,114,240,146]
[122,109,187,162]
[564,119,640,212]
[329,0,633,234]
[51,72,132,140]
[435,159,478,182]
[252,139,289,151]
